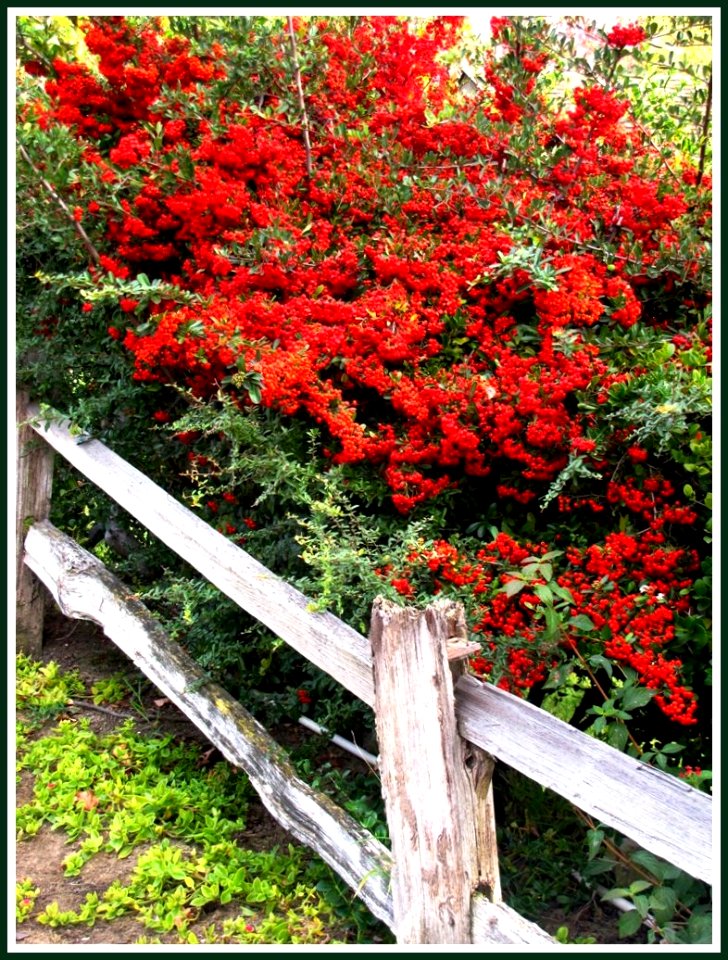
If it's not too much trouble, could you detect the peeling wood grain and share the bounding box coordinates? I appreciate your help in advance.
[370,597,475,943]
[448,615,502,905]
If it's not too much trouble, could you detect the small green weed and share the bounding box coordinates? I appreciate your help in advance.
[16,654,84,731]
[90,674,129,705]
[17,714,251,855]
[16,878,40,922]
[555,925,597,945]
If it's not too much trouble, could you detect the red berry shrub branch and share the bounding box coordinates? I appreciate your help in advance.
[17,16,711,747]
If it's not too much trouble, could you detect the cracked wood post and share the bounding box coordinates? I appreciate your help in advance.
[370,596,487,943]
[16,390,54,654]
[444,605,502,905]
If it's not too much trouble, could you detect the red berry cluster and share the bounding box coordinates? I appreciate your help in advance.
[23,15,710,731]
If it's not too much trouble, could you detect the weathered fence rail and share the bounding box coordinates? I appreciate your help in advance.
[16,397,713,943]
[455,676,712,884]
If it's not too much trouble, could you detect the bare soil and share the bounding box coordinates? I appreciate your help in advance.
[14,609,323,946]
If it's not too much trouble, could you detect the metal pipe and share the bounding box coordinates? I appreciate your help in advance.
[298,715,379,768]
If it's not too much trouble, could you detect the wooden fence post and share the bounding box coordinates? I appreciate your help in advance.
[16,390,54,654]
[445,606,502,905]
[370,596,494,943]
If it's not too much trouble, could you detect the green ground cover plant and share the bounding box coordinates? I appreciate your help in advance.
[16,654,389,944]
[16,13,712,943]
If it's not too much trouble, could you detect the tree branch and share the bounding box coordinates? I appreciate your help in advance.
[68,699,137,721]
[286,16,314,178]
[16,31,53,71]
[17,142,101,266]
[696,68,712,188]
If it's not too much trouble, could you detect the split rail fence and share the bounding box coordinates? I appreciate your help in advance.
[15,391,713,944]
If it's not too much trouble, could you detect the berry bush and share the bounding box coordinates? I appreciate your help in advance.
[16,14,712,941]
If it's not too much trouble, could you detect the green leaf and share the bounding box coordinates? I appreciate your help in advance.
[569,614,596,631]
[629,849,676,881]
[686,913,712,943]
[621,685,655,711]
[582,857,615,878]
[632,893,650,918]
[601,886,630,900]
[550,583,574,604]
[544,605,561,640]
[586,827,604,860]
[618,909,643,938]
[533,583,553,605]
[502,578,526,598]
[540,549,563,561]
[588,654,613,677]
[649,885,677,924]
[607,722,629,751]
[628,880,653,895]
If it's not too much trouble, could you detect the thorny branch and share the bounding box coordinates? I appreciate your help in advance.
[696,68,712,188]
[18,142,101,266]
[286,16,314,178]
[16,30,53,71]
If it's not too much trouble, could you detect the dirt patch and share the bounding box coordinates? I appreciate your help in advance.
[14,609,327,946]
[16,831,144,944]
[16,829,280,946]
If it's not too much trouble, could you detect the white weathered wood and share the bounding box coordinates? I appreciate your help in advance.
[26,403,713,889]
[23,520,394,929]
[471,897,555,944]
[370,597,477,943]
[26,404,376,707]
[456,675,713,885]
[16,390,54,654]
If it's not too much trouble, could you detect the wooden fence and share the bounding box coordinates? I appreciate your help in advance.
[15,393,713,944]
